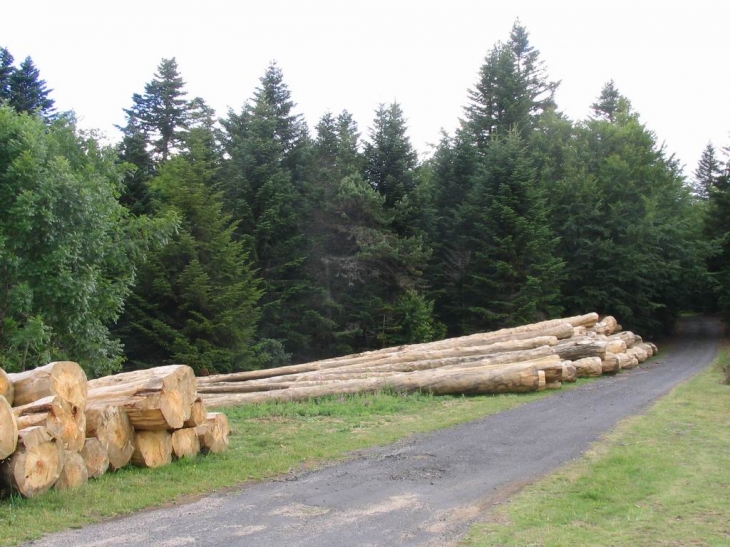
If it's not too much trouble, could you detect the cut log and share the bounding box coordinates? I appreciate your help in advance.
[648,342,659,355]
[184,398,207,428]
[0,368,14,406]
[195,413,230,454]
[80,437,109,479]
[87,365,196,430]
[555,337,607,361]
[589,316,618,336]
[601,353,621,374]
[605,339,627,354]
[171,428,201,459]
[608,331,636,349]
[635,342,655,358]
[9,361,87,408]
[0,395,18,460]
[198,346,558,393]
[627,345,649,363]
[561,362,577,383]
[1,427,64,498]
[131,430,172,468]
[203,360,548,407]
[615,352,639,370]
[198,323,578,386]
[572,357,603,377]
[14,395,85,452]
[85,405,135,471]
[54,450,88,490]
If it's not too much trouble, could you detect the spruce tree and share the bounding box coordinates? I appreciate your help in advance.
[0,47,14,100]
[7,56,55,118]
[693,142,721,200]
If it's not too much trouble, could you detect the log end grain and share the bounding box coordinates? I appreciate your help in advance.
[54,450,89,490]
[171,428,201,459]
[80,437,110,479]
[195,413,230,454]
[0,396,18,460]
[132,430,172,468]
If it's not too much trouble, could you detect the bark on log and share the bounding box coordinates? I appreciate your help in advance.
[87,365,196,430]
[0,396,18,460]
[195,413,230,454]
[85,405,135,471]
[131,430,172,468]
[14,395,85,452]
[8,361,87,408]
[1,427,64,498]
[171,428,201,459]
[80,437,109,479]
[0,368,14,406]
[572,357,603,377]
[635,342,655,358]
[554,337,607,361]
[184,398,208,428]
[614,352,639,370]
[54,450,88,490]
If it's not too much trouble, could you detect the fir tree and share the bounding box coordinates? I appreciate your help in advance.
[693,142,721,200]
[7,56,55,118]
[0,47,14,100]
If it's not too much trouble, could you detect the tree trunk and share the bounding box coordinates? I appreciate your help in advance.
[1,427,64,498]
[198,346,557,393]
[14,395,85,452]
[601,353,620,374]
[554,337,607,360]
[85,405,135,471]
[195,413,230,454]
[0,368,14,406]
[0,396,18,460]
[131,430,172,468]
[605,339,627,354]
[562,362,577,383]
[588,315,619,335]
[627,346,649,363]
[87,365,196,430]
[184,398,207,428]
[608,331,636,349]
[8,361,87,408]
[572,357,603,377]
[54,450,88,490]
[202,361,547,407]
[171,428,200,459]
[80,437,109,479]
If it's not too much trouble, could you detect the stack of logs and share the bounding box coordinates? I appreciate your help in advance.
[197,313,658,407]
[0,363,230,499]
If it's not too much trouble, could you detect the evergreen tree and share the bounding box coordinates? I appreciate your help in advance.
[464,21,557,147]
[693,142,721,200]
[705,143,730,318]
[116,133,261,374]
[6,56,55,118]
[364,102,418,208]
[220,64,322,363]
[591,80,621,123]
[123,58,189,162]
[457,130,563,331]
[0,47,14,100]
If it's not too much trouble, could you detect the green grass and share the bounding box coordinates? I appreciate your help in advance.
[0,384,575,546]
[462,345,730,547]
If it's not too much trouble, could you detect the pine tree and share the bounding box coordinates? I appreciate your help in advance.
[693,142,721,200]
[116,133,262,374]
[0,47,14,100]
[7,56,55,118]
[123,58,189,162]
[220,64,322,363]
[457,130,563,332]
[364,102,418,208]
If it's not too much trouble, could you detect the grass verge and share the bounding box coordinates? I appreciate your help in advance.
[0,383,579,546]
[461,344,730,547]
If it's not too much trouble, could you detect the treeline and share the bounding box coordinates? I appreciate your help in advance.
[0,23,727,378]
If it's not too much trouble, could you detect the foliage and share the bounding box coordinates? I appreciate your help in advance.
[0,49,55,119]
[0,107,166,376]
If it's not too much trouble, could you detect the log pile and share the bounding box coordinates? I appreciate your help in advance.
[0,363,230,498]
[197,313,658,408]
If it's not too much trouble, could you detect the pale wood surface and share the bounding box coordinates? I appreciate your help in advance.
[9,361,87,408]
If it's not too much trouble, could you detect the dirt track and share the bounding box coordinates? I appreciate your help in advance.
[27,316,722,547]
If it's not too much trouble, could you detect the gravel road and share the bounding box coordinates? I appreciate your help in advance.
[27,316,722,547]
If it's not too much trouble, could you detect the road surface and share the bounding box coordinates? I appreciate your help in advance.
[27,316,722,547]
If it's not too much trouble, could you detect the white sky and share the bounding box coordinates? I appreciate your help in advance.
[3,0,728,175]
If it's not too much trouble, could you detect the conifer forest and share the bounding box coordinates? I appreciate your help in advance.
[1,23,727,378]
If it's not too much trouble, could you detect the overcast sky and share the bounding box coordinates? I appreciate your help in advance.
[3,0,728,175]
